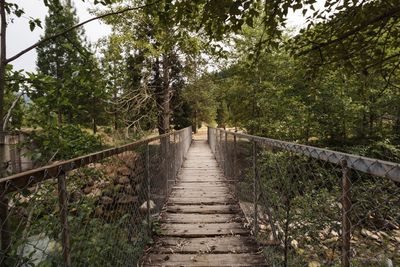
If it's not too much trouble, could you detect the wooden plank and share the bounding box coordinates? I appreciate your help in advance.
[183,162,218,165]
[166,205,241,214]
[179,170,222,173]
[168,197,236,205]
[160,223,249,237]
[172,187,229,192]
[170,191,232,198]
[160,213,241,223]
[152,236,260,253]
[180,181,225,184]
[174,182,229,187]
[144,253,267,266]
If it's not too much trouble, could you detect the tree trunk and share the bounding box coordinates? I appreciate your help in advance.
[92,95,97,134]
[0,0,7,177]
[113,90,118,130]
[161,53,170,134]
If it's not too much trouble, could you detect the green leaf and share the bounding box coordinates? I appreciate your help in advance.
[29,21,35,31]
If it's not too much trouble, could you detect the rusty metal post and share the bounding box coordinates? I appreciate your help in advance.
[207,127,210,145]
[166,136,170,198]
[233,134,237,194]
[341,159,351,267]
[252,140,258,237]
[224,132,228,176]
[219,130,223,167]
[0,185,10,266]
[173,133,176,182]
[146,143,151,236]
[57,170,71,267]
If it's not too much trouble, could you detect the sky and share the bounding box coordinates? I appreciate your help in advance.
[7,1,312,72]
[8,0,111,72]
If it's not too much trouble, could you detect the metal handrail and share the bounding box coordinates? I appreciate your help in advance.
[0,128,190,193]
[208,127,400,182]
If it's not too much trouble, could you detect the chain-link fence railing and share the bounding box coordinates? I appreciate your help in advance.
[208,127,400,267]
[0,126,192,267]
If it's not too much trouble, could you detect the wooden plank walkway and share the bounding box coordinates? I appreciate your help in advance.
[143,130,267,266]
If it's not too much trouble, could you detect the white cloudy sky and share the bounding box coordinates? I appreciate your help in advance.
[8,0,315,72]
[8,0,111,72]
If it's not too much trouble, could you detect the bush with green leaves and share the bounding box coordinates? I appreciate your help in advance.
[27,124,103,164]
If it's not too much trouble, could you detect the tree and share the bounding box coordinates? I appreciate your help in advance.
[100,0,207,135]
[34,1,93,126]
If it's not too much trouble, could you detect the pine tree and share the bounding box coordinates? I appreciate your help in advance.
[34,0,94,126]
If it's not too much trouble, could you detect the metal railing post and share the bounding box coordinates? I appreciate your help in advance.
[166,136,170,197]
[224,132,228,176]
[173,133,176,181]
[219,130,223,165]
[0,187,10,266]
[207,127,210,144]
[57,169,71,267]
[146,143,151,236]
[252,140,258,237]
[341,159,351,267]
[233,134,237,195]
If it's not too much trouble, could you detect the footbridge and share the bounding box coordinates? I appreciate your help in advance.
[1,126,399,266]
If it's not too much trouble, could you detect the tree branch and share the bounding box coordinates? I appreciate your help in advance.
[2,91,24,131]
[5,0,161,64]
[299,6,400,55]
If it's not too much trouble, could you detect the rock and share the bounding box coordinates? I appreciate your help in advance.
[116,176,130,185]
[83,186,93,194]
[139,200,156,212]
[124,184,135,194]
[378,231,389,240]
[393,229,400,242]
[18,233,61,266]
[88,188,102,198]
[331,230,339,237]
[95,207,104,217]
[308,261,321,267]
[101,196,113,205]
[88,163,102,169]
[117,167,131,176]
[324,248,336,261]
[322,237,339,244]
[361,229,381,242]
[117,194,137,204]
[259,224,267,231]
[290,239,299,249]
[70,191,83,202]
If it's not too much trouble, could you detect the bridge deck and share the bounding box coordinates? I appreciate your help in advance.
[143,130,267,266]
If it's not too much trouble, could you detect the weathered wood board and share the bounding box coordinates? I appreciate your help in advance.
[144,253,266,266]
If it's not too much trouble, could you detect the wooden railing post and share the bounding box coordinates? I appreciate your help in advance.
[146,143,151,236]
[57,169,71,267]
[252,140,258,237]
[0,185,10,266]
[341,159,351,267]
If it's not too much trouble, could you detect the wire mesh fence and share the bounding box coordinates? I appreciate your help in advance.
[0,126,192,267]
[208,127,400,267]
